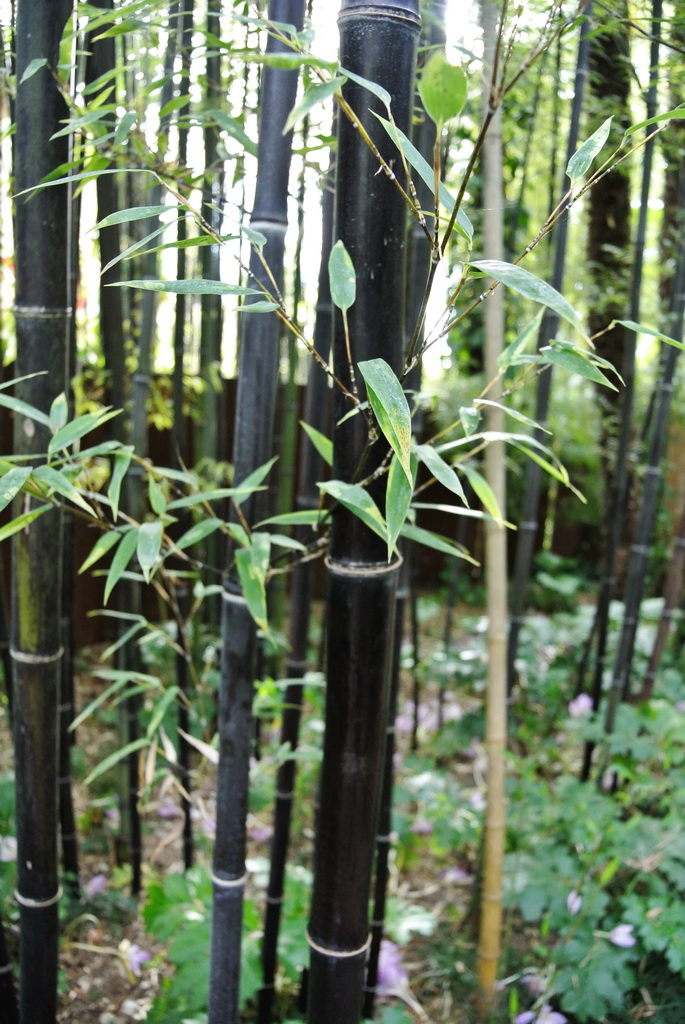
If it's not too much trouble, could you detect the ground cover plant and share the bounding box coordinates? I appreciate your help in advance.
[1,0,685,1022]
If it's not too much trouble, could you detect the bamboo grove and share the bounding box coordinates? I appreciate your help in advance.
[0,1,685,1023]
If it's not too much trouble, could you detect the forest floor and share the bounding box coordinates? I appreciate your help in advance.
[0,596,486,1024]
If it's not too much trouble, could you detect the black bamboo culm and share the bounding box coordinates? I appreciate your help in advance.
[306,3,419,1022]
[257,156,335,1024]
[363,562,408,1019]
[0,918,17,1024]
[578,0,661,780]
[600,176,685,760]
[640,500,685,703]
[506,4,593,691]
[171,0,195,873]
[208,3,305,1021]
[11,0,72,1020]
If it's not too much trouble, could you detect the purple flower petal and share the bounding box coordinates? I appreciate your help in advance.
[568,693,593,718]
[127,943,152,975]
[566,890,582,915]
[608,923,636,948]
[376,939,407,995]
[85,873,107,896]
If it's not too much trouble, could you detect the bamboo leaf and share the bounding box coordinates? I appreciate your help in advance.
[100,223,171,274]
[373,113,473,239]
[358,358,412,485]
[148,475,167,515]
[256,510,327,528]
[386,454,414,560]
[146,686,180,740]
[460,405,480,435]
[318,479,388,542]
[541,341,618,390]
[414,444,467,504]
[0,467,32,513]
[411,501,514,527]
[624,106,685,139]
[234,456,278,506]
[104,528,138,604]
[108,451,131,521]
[236,546,269,634]
[100,620,147,662]
[498,311,543,368]
[69,674,140,733]
[0,503,51,542]
[339,65,391,114]
[418,52,467,126]
[174,517,224,552]
[49,392,68,433]
[79,530,121,573]
[237,300,280,313]
[475,399,551,433]
[300,421,333,467]
[177,727,219,765]
[114,110,137,145]
[84,738,149,787]
[32,465,94,514]
[566,116,613,189]
[20,57,48,84]
[166,486,259,511]
[458,463,503,521]
[614,319,685,351]
[111,278,262,296]
[468,260,587,340]
[137,521,163,583]
[284,76,345,135]
[400,522,478,563]
[328,240,356,311]
[95,204,169,228]
[48,408,119,456]
[208,109,257,156]
[0,391,51,428]
[262,532,306,552]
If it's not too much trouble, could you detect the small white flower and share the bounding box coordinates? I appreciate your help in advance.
[0,835,17,862]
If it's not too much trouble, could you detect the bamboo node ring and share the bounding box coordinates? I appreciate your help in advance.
[266,894,285,905]
[15,885,62,909]
[13,305,72,319]
[10,645,64,664]
[305,928,371,959]
[221,589,248,606]
[325,555,402,577]
[211,870,247,889]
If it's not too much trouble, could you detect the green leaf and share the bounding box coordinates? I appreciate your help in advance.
[48,408,119,456]
[386,454,414,560]
[0,391,51,428]
[173,518,222,553]
[0,467,32,513]
[49,392,68,433]
[109,450,132,520]
[614,319,685,351]
[498,310,543,368]
[166,486,256,511]
[32,465,94,514]
[418,52,468,125]
[137,520,163,583]
[414,444,467,504]
[339,66,391,114]
[84,737,149,787]
[101,223,169,274]
[283,76,345,135]
[148,475,167,515]
[328,240,356,311]
[400,522,478,563]
[234,457,278,506]
[468,259,587,340]
[69,671,146,732]
[300,421,333,467]
[541,341,618,390]
[373,114,473,240]
[0,503,51,542]
[567,116,613,190]
[458,463,503,522]
[459,405,480,435]
[318,480,388,543]
[236,546,269,635]
[358,358,413,486]
[95,204,169,229]
[104,528,138,604]
[624,105,685,139]
[475,399,551,433]
[111,279,262,296]
[20,57,48,84]
[146,686,180,740]
[209,109,257,156]
[237,300,280,313]
[261,532,306,552]
[114,110,137,146]
[256,510,328,528]
[79,530,121,574]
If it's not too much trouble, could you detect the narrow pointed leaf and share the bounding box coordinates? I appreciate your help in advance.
[0,503,51,542]
[49,392,68,432]
[418,52,467,125]
[148,475,167,515]
[567,116,613,189]
[386,454,414,560]
[146,686,180,740]
[541,342,618,390]
[0,391,51,427]
[0,467,32,513]
[174,517,224,552]
[498,310,543,368]
[109,450,131,520]
[284,76,345,135]
[358,358,412,485]
[468,259,587,339]
[95,204,169,228]
[236,547,269,634]
[166,486,260,511]
[79,530,121,573]
[414,443,467,504]
[300,421,333,467]
[137,520,163,582]
[101,223,169,274]
[69,674,141,733]
[614,319,685,351]
[263,533,306,552]
[84,738,149,787]
[400,522,479,562]
[475,399,551,433]
[112,278,262,296]
[329,240,356,311]
[624,106,685,139]
[234,456,278,505]
[33,465,94,513]
[459,405,480,435]
[339,65,391,114]
[104,528,138,604]
[458,463,503,522]
[48,408,119,456]
[256,509,327,528]
[318,479,387,542]
[20,57,48,83]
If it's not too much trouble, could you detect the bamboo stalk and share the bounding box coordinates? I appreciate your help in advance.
[640,501,685,703]
[208,4,305,1021]
[306,4,419,1021]
[12,1,72,1019]
[476,0,507,1011]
